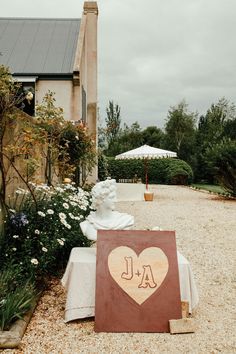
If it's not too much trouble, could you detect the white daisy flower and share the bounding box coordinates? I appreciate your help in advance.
[57,239,64,246]
[31,258,39,265]
[59,212,66,220]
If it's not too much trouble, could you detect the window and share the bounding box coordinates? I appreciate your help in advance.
[14,77,37,117]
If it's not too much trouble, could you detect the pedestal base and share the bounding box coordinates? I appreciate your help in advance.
[144,192,154,201]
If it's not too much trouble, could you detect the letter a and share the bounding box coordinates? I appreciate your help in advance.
[138,265,157,288]
[121,256,133,280]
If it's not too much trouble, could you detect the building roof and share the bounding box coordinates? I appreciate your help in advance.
[0,18,81,76]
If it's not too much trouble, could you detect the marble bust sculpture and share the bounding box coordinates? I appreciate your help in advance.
[80,179,134,241]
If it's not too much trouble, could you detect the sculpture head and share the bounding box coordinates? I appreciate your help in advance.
[25,91,34,101]
[91,179,117,210]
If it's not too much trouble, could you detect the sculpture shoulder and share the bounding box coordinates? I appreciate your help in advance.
[113,211,134,229]
[80,219,97,241]
[80,219,88,234]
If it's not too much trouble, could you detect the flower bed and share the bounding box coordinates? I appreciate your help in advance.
[0,183,92,333]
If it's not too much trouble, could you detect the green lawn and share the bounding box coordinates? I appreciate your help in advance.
[191,184,226,194]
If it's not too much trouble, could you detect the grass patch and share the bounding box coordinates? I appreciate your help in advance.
[191,184,226,194]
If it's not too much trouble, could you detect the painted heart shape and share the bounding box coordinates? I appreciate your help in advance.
[108,246,169,305]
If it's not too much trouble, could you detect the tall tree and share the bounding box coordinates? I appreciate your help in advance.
[103,100,122,156]
[195,97,236,182]
[197,97,235,149]
[141,126,164,147]
[164,100,197,162]
[205,139,236,196]
[105,100,121,144]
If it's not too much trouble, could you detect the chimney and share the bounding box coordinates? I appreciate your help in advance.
[83,1,98,15]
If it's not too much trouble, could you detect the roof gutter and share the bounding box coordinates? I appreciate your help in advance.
[13,73,73,80]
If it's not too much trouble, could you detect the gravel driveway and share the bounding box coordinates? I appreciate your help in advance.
[5,185,236,354]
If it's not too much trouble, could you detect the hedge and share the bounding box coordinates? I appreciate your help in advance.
[98,156,193,185]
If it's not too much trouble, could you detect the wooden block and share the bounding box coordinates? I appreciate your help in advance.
[181,301,189,318]
[169,318,196,334]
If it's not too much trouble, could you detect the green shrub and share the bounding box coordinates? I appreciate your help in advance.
[205,139,236,196]
[1,183,92,279]
[0,265,37,330]
[98,153,109,181]
[165,159,193,184]
[104,157,193,185]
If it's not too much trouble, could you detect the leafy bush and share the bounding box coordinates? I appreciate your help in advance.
[0,265,37,330]
[205,139,236,196]
[59,121,97,185]
[105,157,143,181]
[104,157,193,185]
[165,159,193,184]
[1,183,92,279]
[98,153,109,181]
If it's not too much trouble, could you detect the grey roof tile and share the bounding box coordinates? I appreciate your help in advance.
[0,18,81,75]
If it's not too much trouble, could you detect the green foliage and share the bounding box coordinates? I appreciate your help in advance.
[105,101,121,141]
[0,265,37,330]
[0,65,22,119]
[191,184,226,194]
[142,126,164,147]
[205,139,236,196]
[100,97,236,187]
[35,91,66,185]
[195,98,236,182]
[164,100,196,163]
[1,184,92,279]
[105,158,193,185]
[224,118,236,140]
[105,122,143,157]
[59,122,96,185]
[106,158,144,181]
[98,153,109,181]
[119,122,143,152]
[165,159,193,185]
[0,65,23,206]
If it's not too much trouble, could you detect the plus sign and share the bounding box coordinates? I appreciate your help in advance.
[136,269,141,277]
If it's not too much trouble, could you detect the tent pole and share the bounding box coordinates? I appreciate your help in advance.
[145,159,148,190]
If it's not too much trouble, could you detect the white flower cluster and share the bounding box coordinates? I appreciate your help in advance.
[59,212,71,229]
[68,212,81,221]
[68,189,90,211]
[15,188,29,195]
[10,183,91,265]
[32,183,51,192]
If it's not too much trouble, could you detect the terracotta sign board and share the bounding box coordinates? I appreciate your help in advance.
[95,230,182,332]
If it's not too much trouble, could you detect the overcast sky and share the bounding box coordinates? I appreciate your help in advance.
[1,0,236,128]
